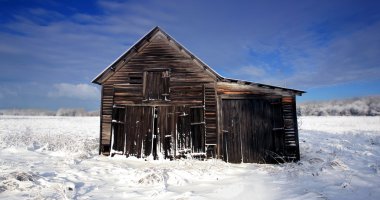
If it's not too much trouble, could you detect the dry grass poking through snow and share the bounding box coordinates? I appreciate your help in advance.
[0,116,99,157]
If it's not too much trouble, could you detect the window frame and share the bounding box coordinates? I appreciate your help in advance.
[143,69,170,101]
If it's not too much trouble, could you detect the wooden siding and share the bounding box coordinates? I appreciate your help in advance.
[219,95,300,163]
[281,96,300,161]
[99,85,113,153]
[99,31,216,154]
[204,84,218,156]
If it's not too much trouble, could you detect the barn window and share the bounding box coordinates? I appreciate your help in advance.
[144,70,170,100]
[129,76,142,84]
[128,73,143,84]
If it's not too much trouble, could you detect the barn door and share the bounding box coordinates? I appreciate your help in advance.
[111,106,126,154]
[156,106,176,159]
[111,106,154,158]
[125,106,154,158]
[111,105,205,159]
[190,107,205,153]
[174,106,205,155]
[122,106,162,159]
[176,106,191,154]
[222,100,242,163]
[222,99,274,163]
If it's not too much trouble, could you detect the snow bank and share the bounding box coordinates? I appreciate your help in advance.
[0,108,99,116]
[0,116,379,199]
[0,116,99,157]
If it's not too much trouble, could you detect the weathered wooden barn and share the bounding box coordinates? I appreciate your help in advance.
[92,27,305,163]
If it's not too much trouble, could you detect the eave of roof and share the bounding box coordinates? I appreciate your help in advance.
[91,26,158,84]
[221,78,305,96]
[92,26,305,96]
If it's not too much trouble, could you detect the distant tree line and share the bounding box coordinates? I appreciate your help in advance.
[298,96,380,116]
[0,108,99,116]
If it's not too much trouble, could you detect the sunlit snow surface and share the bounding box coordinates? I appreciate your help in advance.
[0,116,379,199]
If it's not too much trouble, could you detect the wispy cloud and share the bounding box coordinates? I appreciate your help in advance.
[229,9,380,89]
[283,21,380,88]
[0,0,379,108]
[48,83,99,100]
[0,1,174,84]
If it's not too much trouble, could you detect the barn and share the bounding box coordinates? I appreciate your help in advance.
[92,27,305,163]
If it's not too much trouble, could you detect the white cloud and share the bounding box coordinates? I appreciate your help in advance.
[48,83,100,100]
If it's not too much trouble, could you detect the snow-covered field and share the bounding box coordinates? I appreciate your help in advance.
[0,116,379,200]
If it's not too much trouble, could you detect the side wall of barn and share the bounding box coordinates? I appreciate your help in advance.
[215,82,300,163]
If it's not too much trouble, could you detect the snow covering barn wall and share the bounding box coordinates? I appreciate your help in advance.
[92,27,305,163]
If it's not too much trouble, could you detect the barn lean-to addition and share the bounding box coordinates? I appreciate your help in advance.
[92,27,305,163]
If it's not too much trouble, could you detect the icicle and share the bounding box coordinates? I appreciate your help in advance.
[240,124,244,163]
[175,123,178,157]
[141,132,144,158]
[109,124,115,156]
[149,107,156,159]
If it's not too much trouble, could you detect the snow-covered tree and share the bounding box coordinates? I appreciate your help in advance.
[298,96,380,116]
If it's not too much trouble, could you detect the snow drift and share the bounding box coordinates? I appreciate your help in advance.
[0,115,379,199]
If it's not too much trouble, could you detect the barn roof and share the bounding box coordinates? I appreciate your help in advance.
[92,26,305,96]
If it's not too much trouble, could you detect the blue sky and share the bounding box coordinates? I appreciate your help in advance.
[0,0,379,110]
